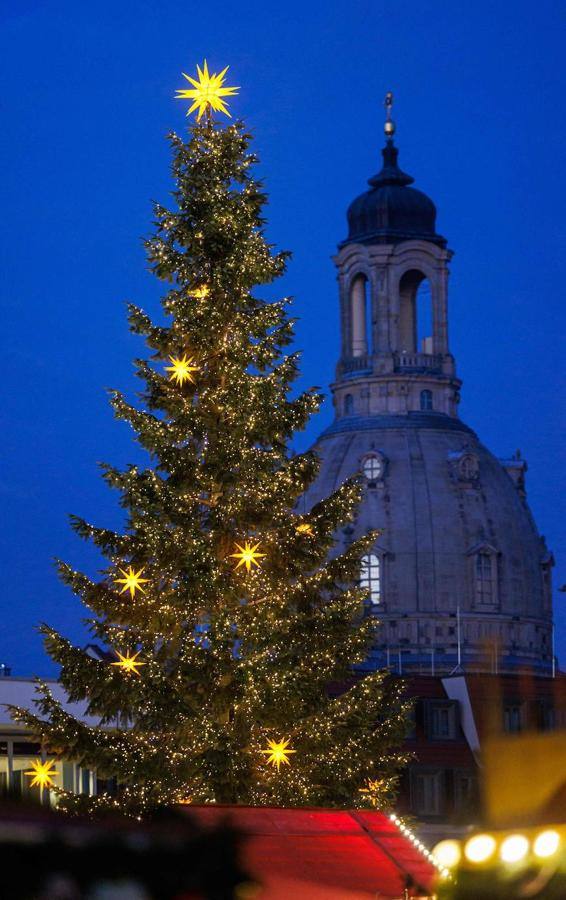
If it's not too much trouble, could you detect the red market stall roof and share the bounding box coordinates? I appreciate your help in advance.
[185,806,439,899]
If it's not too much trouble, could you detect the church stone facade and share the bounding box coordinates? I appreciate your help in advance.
[304,116,554,676]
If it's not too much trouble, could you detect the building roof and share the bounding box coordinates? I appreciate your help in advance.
[305,414,552,675]
[447,672,566,742]
[342,139,446,248]
[184,806,438,899]
[0,677,96,731]
[320,411,476,437]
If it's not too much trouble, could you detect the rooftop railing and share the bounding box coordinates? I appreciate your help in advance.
[394,352,443,372]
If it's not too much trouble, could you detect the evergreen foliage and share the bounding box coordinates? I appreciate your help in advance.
[9,118,410,815]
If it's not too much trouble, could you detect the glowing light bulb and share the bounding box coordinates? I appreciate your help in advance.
[432,840,461,870]
[533,830,560,859]
[464,834,496,864]
[500,834,529,864]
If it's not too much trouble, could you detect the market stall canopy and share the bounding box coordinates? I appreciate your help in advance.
[185,805,438,899]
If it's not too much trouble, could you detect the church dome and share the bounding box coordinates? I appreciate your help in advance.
[305,414,552,675]
[343,141,446,247]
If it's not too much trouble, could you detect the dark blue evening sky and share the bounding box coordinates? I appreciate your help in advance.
[1,0,565,675]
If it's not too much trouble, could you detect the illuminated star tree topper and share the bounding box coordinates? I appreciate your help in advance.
[175,60,239,121]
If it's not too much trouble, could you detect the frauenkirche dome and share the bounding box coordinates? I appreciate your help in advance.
[304,96,554,675]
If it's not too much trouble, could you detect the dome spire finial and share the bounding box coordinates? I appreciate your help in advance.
[384,91,395,139]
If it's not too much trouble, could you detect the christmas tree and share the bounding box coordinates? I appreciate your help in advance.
[10,62,410,816]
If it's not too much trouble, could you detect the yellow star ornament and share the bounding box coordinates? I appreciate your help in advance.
[295,522,314,536]
[359,778,386,808]
[229,541,266,573]
[260,738,296,772]
[112,651,145,676]
[175,60,239,121]
[165,354,200,386]
[25,759,58,789]
[191,284,209,299]
[114,566,149,599]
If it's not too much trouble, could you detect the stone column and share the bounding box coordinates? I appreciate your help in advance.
[338,273,349,359]
[433,262,449,354]
[373,266,390,352]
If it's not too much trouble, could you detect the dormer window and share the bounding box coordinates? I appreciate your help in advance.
[466,540,499,608]
[475,551,498,606]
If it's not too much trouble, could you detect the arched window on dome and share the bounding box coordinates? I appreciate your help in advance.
[398,269,433,354]
[420,389,433,411]
[360,553,381,604]
[475,552,498,606]
[344,393,354,416]
[350,274,370,357]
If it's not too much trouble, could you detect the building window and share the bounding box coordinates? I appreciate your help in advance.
[360,553,381,604]
[503,704,523,734]
[420,389,433,411]
[476,552,496,605]
[425,701,458,740]
[454,771,480,814]
[362,453,384,482]
[538,702,555,732]
[344,393,354,415]
[405,708,417,740]
[411,769,443,817]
